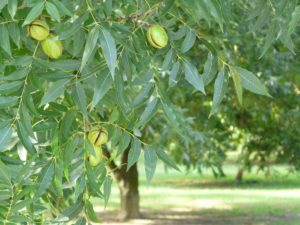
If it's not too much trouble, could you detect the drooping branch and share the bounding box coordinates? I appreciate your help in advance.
[102,146,122,181]
[102,144,132,181]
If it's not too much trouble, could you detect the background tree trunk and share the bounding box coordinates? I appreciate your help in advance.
[103,146,141,220]
[236,168,244,182]
[118,163,140,220]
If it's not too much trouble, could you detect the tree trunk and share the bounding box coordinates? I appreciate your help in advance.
[118,163,140,220]
[236,168,244,182]
[102,146,141,220]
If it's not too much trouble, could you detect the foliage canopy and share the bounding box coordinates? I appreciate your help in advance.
[0,0,299,224]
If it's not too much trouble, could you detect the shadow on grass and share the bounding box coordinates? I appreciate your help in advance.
[151,178,300,190]
[98,209,300,225]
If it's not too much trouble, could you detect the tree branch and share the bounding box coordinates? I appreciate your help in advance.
[102,147,122,181]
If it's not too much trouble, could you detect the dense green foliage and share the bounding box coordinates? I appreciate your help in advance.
[0,0,299,224]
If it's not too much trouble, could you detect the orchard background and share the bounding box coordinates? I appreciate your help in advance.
[0,0,300,224]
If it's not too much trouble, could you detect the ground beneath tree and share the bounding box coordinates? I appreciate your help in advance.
[92,164,300,225]
[97,209,300,225]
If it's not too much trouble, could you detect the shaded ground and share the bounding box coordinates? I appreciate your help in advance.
[97,209,300,225]
[92,164,300,225]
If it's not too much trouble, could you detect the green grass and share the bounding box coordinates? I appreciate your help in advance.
[94,163,300,225]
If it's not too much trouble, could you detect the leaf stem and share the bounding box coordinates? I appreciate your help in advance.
[11,42,40,127]
[89,121,148,146]
[85,0,100,25]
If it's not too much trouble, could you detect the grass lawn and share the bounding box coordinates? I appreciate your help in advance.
[93,163,300,225]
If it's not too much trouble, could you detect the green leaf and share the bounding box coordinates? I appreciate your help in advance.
[63,137,79,178]
[108,108,119,123]
[52,0,72,16]
[288,5,300,35]
[110,126,122,148]
[250,5,270,32]
[0,96,18,108]
[45,2,60,22]
[91,70,113,109]
[74,175,85,201]
[155,148,180,171]
[61,111,76,138]
[0,25,11,56]
[0,68,30,81]
[202,52,218,85]
[144,146,157,184]
[169,61,180,86]
[55,201,84,222]
[16,121,36,153]
[103,0,113,16]
[235,67,270,97]
[181,30,196,53]
[160,0,175,15]
[184,61,205,94]
[160,100,181,133]
[20,105,34,139]
[7,215,31,223]
[86,161,102,194]
[0,160,11,185]
[260,23,276,58]
[12,199,32,213]
[14,157,36,184]
[0,190,11,201]
[281,31,295,54]
[40,79,69,106]
[85,200,99,222]
[131,83,155,108]
[0,1,7,12]
[210,67,228,116]
[9,56,33,66]
[114,72,128,114]
[217,0,230,24]
[127,139,141,171]
[0,125,12,151]
[133,69,153,85]
[8,23,21,48]
[103,176,112,208]
[85,139,96,157]
[8,0,17,18]
[53,160,63,197]
[195,1,212,26]
[34,161,54,200]
[74,217,86,225]
[58,14,88,40]
[72,82,88,116]
[162,48,175,70]
[117,132,131,156]
[24,92,39,116]
[23,2,44,26]
[173,26,188,41]
[39,71,72,81]
[204,0,224,32]
[0,81,23,94]
[247,0,265,20]
[99,28,117,78]
[120,50,133,81]
[80,26,99,71]
[137,97,159,128]
[229,66,243,105]
[72,28,86,56]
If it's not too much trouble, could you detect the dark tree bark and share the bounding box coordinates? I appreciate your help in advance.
[102,146,141,220]
[236,168,244,182]
[118,164,140,219]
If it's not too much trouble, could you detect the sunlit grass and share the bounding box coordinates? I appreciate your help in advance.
[93,162,300,225]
